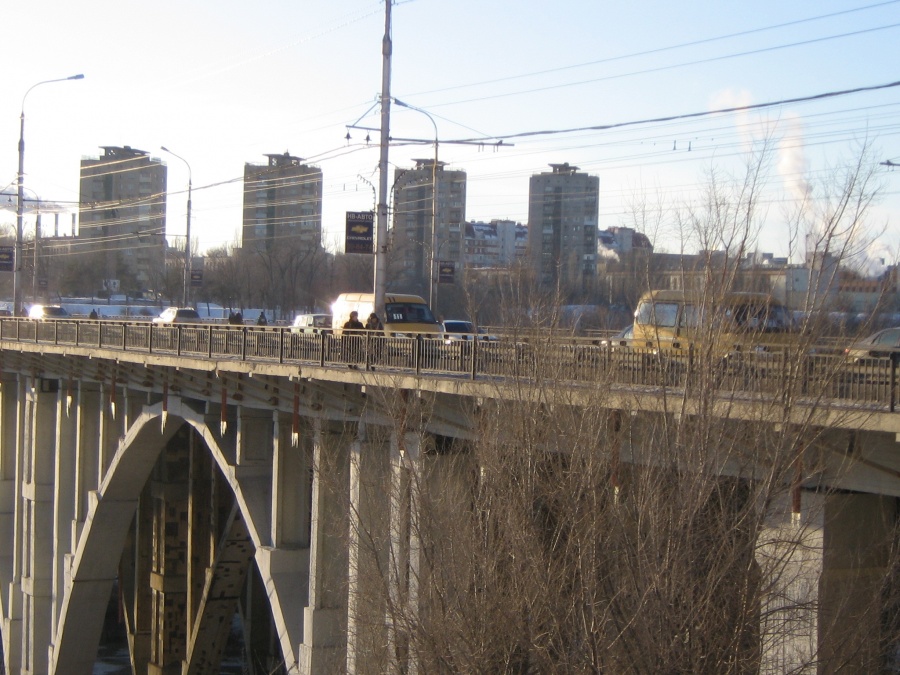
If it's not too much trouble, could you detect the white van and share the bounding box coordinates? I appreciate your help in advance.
[331,293,442,336]
[290,313,332,334]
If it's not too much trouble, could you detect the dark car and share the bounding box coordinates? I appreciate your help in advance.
[28,304,69,320]
[844,327,900,362]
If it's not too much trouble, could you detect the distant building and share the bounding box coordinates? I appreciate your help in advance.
[241,152,322,252]
[527,163,598,294]
[464,219,526,268]
[597,226,653,260]
[78,145,167,291]
[391,159,467,294]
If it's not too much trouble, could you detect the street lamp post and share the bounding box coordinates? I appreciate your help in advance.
[15,74,84,315]
[160,146,192,307]
[393,98,439,310]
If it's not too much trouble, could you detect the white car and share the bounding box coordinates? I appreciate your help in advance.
[441,320,498,344]
[152,307,201,324]
[28,304,69,320]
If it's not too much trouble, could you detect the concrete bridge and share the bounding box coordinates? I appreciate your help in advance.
[2,319,900,673]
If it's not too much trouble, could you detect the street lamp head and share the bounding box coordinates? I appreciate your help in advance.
[68,74,85,81]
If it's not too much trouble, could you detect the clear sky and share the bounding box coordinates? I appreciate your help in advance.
[2,0,898,267]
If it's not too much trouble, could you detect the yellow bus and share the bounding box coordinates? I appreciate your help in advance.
[331,293,442,336]
[632,290,794,353]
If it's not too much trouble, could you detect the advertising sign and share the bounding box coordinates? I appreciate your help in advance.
[0,246,14,272]
[438,260,455,284]
[190,269,203,287]
[345,211,374,254]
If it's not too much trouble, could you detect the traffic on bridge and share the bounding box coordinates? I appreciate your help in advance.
[1,315,897,412]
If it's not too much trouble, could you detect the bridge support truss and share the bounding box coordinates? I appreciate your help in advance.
[1,350,900,673]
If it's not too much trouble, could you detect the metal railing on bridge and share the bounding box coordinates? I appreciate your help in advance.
[1,318,897,412]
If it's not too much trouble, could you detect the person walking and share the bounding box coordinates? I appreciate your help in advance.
[257,311,267,326]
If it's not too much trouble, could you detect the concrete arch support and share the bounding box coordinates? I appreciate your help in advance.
[49,397,289,674]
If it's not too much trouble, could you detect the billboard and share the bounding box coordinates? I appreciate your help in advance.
[438,260,455,284]
[0,246,13,272]
[345,211,374,254]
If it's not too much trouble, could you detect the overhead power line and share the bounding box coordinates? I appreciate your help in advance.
[448,80,900,144]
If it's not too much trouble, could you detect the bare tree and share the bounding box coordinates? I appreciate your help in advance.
[341,147,900,674]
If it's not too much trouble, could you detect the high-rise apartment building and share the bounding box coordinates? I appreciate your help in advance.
[527,163,599,293]
[242,152,322,252]
[391,159,467,294]
[79,145,167,292]
[464,219,527,268]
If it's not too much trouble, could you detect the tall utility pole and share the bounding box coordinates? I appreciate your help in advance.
[161,146,192,307]
[374,0,393,315]
[15,74,84,315]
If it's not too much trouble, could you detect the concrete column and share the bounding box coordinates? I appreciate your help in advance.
[99,380,123,482]
[757,491,824,675]
[272,410,311,549]
[21,377,59,675]
[346,422,390,675]
[50,383,78,639]
[252,410,309,672]
[128,482,154,672]
[386,430,421,675]
[1,373,24,675]
[236,406,273,466]
[1,373,20,610]
[186,433,213,644]
[819,492,897,671]
[299,420,349,674]
[148,429,191,675]
[72,383,101,546]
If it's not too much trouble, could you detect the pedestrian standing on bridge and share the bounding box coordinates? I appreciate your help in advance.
[344,311,364,331]
[365,313,383,369]
[365,313,382,332]
[342,311,365,368]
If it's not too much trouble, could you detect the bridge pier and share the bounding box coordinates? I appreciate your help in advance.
[346,420,391,675]
[1,373,22,674]
[758,491,825,674]
[21,377,58,675]
[50,378,77,644]
[299,420,350,674]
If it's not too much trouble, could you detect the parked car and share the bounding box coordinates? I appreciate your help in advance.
[844,327,900,362]
[152,307,201,324]
[291,313,333,334]
[28,305,69,320]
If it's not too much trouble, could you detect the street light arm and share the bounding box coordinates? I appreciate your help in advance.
[392,98,441,308]
[21,74,85,113]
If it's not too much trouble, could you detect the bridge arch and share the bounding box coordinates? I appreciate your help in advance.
[49,397,301,675]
